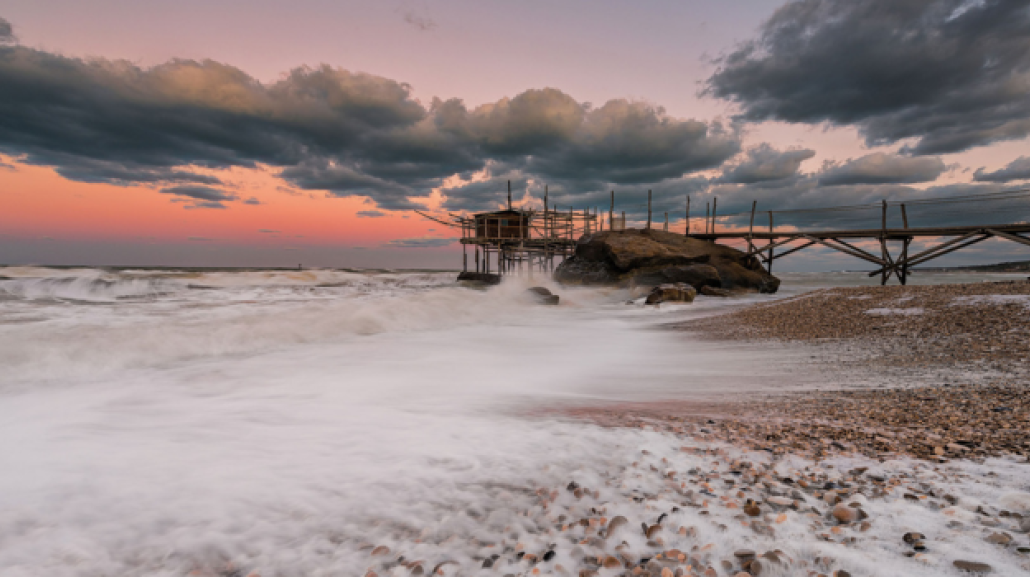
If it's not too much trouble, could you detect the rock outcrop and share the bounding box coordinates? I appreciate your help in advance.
[555,229,780,293]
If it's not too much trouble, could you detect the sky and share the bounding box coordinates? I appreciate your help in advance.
[1,0,1029,270]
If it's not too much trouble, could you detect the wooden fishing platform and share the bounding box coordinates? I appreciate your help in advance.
[416,185,1030,285]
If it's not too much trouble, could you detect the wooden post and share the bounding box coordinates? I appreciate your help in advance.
[901,203,910,284]
[880,199,888,285]
[685,196,690,236]
[507,180,512,211]
[711,197,718,240]
[610,191,614,232]
[463,243,467,272]
[748,200,757,254]
[664,212,669,232]
[544,185,549,239]
[475,246,480,273]
[767,211,774,274]
[705,202,710,234]
[647,190,652,230]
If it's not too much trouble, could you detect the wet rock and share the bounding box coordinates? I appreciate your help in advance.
[699,285,733,297]
[733,550,756,561]
[831,504,857,524]
[526,287,559,305]
[985,532,1012,545]
[645,283,697,305]
[953,559,992,573]
[903,532,926,544]
[554,229,779,293]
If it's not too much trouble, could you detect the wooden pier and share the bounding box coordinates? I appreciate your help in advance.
[417,186,1030,285]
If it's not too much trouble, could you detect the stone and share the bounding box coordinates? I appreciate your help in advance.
[953,560,992,573]
[985,532,1011,545]
[766,496,793,508]
[699,285,733,297]
[645,283,697,305]
[456,272,501,285]
[903,532,925,543]
[606,515,628,536]
[831,504,857,524]
[602,556,622,569]
[554,229,779,293]
[733,549,756,561]
[526,287,560,305]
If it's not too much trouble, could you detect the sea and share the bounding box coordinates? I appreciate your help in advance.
[0,266,1026,576]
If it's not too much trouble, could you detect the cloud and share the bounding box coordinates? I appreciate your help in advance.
[718,144,815,184]
[383,236,457,248]
[188,236,215,241]
[974,156,1030,182]
[160,185,236,209]
[243,197,262,205]
[0,44,741,211]
[0,17,14,45]
[818,152,947,185]
[258,229,279,233]
[403,11,436,31]
[356,210,386,217]
[706,0,1030,154]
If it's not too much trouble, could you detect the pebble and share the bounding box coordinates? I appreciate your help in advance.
[831,504,857,524]
[953,559,993,573]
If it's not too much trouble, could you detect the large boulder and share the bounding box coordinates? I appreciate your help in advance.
[555,228,779,293]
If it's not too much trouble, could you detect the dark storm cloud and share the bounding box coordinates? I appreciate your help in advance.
[160,185,237,208]
[0,17,14,44]
[718,144,815,184]
[706,0,1030,154]
[356,210,386,218]
[974,156,1030,182]
[0,41,740,211]
[818,152,947,185]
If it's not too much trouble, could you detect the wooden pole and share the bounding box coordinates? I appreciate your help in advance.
[544,185,549,239]
[712,197,718,238]
[463,243,467,272]
[705,202,710,234]
[767,211,774,274]
[685,196,690,236]
[664,212,669,232]
[507,180,512,211]
[900,202,910,285]
[647,190,652,230]
[475,246,480,273]
[610,191,615,232]
[880,199,888,285]
[748,200,757,254]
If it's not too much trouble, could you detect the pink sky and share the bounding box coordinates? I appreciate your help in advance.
[1,1,1028,269]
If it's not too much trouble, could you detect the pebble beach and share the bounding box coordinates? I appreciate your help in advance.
[344,281,1030,577]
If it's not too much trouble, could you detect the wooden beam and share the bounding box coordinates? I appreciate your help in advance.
[770,240,816,260]
[801,234,886,265]
[986,229,1030,248]
[867,230,984,277]
[744,235,805,257]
